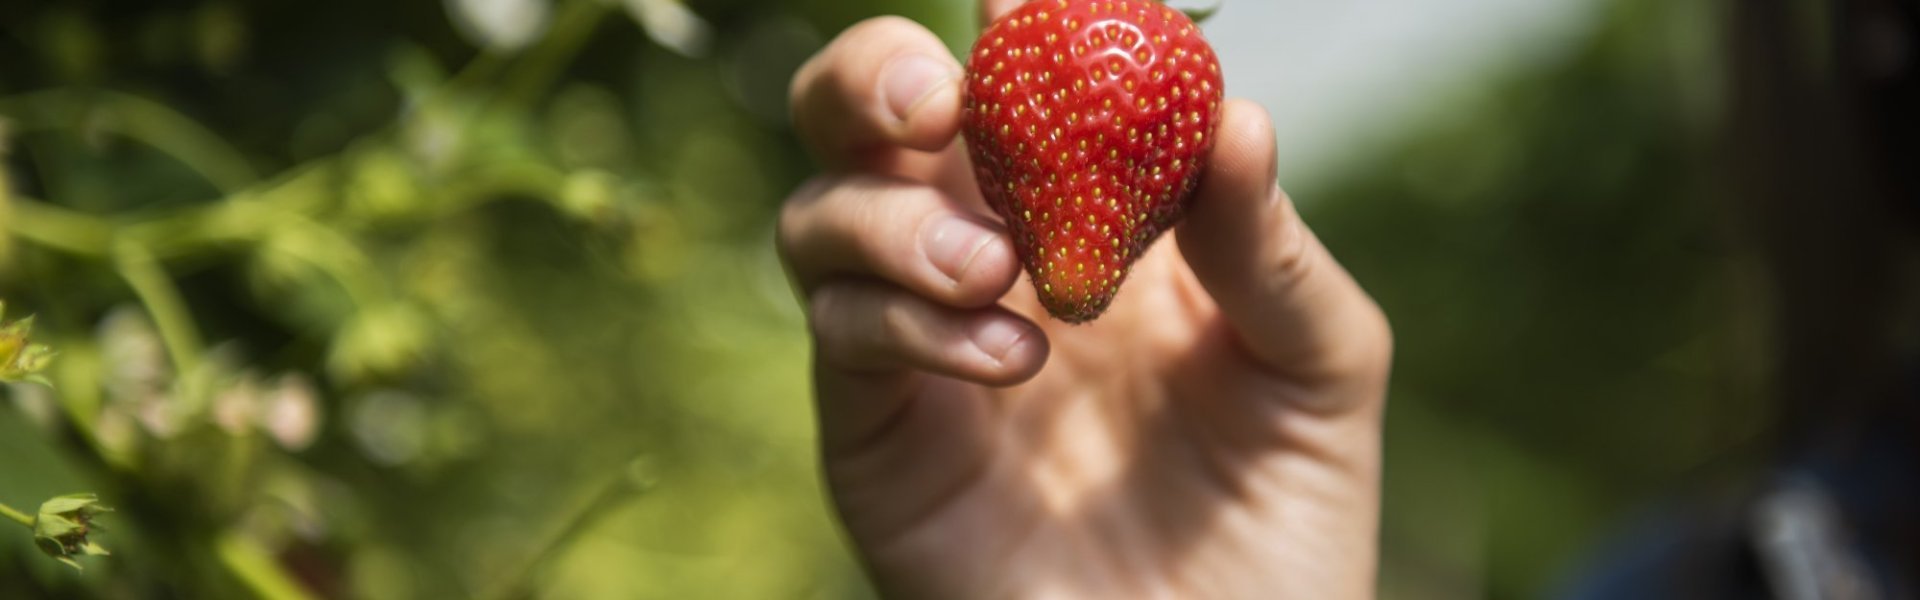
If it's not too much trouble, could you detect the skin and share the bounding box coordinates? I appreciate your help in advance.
[778,1,1392,598]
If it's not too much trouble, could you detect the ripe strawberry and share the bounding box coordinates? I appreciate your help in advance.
[962,0,1224,323]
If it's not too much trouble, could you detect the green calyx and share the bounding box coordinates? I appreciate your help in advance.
[1154,0,1222,24]
[31,494,113,571]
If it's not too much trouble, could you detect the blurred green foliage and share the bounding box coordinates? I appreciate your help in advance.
[0,0,1754,598]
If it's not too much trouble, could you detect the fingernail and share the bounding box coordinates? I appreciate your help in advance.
[882,54,958,123]
[923,216,998,283]
[971,318,1030,362]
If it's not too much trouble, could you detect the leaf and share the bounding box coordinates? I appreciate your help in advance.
[38,494,105,516]
[34,513,82,538]
[16,344,53,372]
[0,313,31,339]
[0,320,24,366]
[1182,4,1221,24]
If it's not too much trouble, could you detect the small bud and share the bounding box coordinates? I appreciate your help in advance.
[32,493,112,571]
[0,302,56,387]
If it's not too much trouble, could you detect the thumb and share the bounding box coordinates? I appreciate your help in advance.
[1176,99,1392,395]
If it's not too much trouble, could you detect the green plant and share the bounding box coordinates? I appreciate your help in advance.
[0,307,108,572]
[0,301,55,386]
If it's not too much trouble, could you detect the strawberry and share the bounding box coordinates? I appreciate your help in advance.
[962,0,1224,323]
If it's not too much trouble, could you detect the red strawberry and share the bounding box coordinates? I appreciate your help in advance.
[962,0,1224,323]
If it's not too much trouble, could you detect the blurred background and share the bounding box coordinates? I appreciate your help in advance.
[0,0,1882,597]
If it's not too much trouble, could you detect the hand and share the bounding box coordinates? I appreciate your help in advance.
[779,2,1392,598]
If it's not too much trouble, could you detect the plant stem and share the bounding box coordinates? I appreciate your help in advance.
[480,464,644,600]
[10,188,391,311]
[0,501,33,528]
[489,0,611,112]
[214,531,318,600]
[0,89,259,192]
[4,197,113,258]
[114,240,204,377]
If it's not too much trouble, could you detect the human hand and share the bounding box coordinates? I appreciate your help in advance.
[779,2,1392,597]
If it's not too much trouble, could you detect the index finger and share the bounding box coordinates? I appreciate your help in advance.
[790,17,964,172]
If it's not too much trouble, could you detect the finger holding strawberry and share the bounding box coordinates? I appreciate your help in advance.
[780,1,1391,598]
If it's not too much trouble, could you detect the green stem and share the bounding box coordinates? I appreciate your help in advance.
[8,192,390,311]
[272,214,389,308]
[479,465,644,600]
[0,501,32,528]
[5,197,114,258]
[0,89,259,193]
[214,531,318,600]
[487,0,612,112]
[113,240,204,377]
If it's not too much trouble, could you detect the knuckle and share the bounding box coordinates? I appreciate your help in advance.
[806,284,845,331]
[808,284,859,361]
[877,294,919,347]
[843,184,891,244]
[810,283,920,370]
[778,176,834,245]
[839,181,933,268]
[1309,300,1395,389]
[1266,199,1315,289]
[854,187,925,251]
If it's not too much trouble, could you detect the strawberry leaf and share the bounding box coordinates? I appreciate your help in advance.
[1182,5,1221,24]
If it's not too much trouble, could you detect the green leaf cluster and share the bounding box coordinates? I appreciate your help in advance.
[0,301,55,387]
[30,494,111,571]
